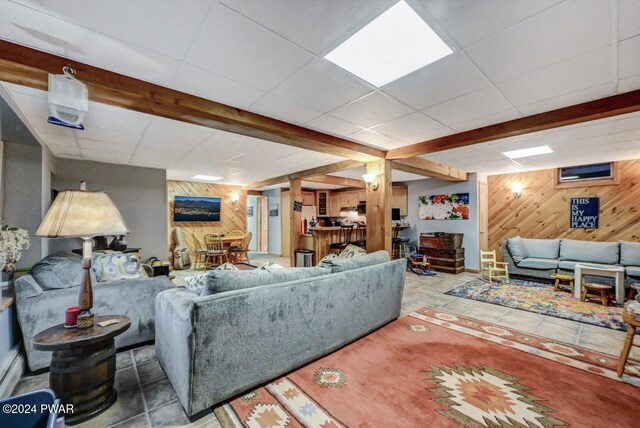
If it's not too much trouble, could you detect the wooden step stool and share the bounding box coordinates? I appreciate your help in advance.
[581,282,613,306]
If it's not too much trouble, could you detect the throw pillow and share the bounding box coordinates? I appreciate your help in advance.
[506,236,526,263]
[91,254,146,282]
[31,252,84,290]
[316,253,338,268]
[258,262,284,271]
[325,250,390,273]
[184,262,238,294]
[338,244,367,258]
[201,267,330,296]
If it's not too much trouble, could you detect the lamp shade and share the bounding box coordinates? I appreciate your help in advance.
[36,190,130,238]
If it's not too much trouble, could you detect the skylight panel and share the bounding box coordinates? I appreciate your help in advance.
[324,1,453,87]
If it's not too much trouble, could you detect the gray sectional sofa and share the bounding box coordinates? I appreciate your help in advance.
[14,252,173,371]
[155,251,406,419]
[503,237,640,286]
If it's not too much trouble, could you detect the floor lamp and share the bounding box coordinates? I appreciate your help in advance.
[36,190,129,329]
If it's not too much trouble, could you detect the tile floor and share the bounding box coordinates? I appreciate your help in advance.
[12,254,634,427]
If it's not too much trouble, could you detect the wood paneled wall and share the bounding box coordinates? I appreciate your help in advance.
[488,160,640,258]
[167,180,247,255]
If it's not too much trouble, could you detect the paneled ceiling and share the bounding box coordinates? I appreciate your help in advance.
[0,0,639,184]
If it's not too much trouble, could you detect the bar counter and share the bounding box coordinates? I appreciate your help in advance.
[308,225,410,261]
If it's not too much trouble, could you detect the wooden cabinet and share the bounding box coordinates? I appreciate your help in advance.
[329,193,341,216]
[357,190,366,202]
[339,191,357,208]
[301,191,315,206]
[392,186,408,217]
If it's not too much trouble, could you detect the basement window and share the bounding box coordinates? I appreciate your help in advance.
[555,162,617,188]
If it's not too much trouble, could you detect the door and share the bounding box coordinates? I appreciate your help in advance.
[256,196,269,252]
[478,181,489,252]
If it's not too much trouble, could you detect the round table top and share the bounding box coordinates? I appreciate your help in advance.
[32,315,131,351]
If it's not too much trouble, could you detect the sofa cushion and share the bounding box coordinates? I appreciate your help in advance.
[324,250,390,273]
[626,266,640,278]
[31,252,83,290]
[558,260,579,271]
[517,258,559,270]
[521,239,560,259]
[559,239,619,264]
[201,267,330,296]
[91,253,147,282]
[506,236,527,263]
[620,241,640,266]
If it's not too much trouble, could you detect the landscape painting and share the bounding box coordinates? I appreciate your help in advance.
[418,193,470,220]
[173,196,221,222]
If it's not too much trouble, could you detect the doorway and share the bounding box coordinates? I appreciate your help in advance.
[256,196,269,252]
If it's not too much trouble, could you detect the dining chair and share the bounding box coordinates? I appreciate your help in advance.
[192,232,208,270]
[229,231,252,264]
[479,250,509,283]
[204,233,229,268]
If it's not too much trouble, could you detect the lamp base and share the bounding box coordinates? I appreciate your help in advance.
[77,311,94,329]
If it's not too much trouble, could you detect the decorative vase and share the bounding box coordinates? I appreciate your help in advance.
[1,269,14,291]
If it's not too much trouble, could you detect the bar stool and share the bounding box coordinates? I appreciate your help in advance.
[391,224,409,259]
[352,224,366,249]
[329,225,354,255]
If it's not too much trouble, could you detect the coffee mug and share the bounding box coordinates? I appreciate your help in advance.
[65,306,81,327]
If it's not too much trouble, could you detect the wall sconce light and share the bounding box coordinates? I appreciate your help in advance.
[230,193,239,204]
[511,183,523,198]
[362,173,379,191]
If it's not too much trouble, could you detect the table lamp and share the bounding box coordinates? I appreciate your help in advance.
[36,188,129,329]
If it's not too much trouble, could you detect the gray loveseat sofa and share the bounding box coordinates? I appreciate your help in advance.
[155,251,406,419]
[503,237,640,286]
[14,252,173,371]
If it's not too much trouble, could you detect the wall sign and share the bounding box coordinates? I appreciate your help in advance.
[570,197,599,229]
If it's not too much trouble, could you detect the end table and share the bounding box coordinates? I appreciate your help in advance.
[32,315,130,425]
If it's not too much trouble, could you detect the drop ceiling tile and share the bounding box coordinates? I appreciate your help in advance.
[172,64,265,109]
[618,35,640,80]
[185,3,313,91]
[249,94,322,125]
[423,86,514,126]
[450,109,522,133]
[271,58,372,112]
[615,113,640,132]
[128,154,174,169]
[390,170,427,182]
[498,47,613,107]
[0,1,182,85]
[618,74,640,93]
[12,0,212,60]
[618,0,640,41]
[371,112,445,140]
[543,120,615,143]
[416,0,563,48]
[383,52,490,110]
[230,142,301,165]
[133,117,213,160]
[199,131,264,154]
[329,92,413,128]
[349,129,395,148]
[465,0,610,83]
[397,126,454,145]
[517,82,616,117]
[615,128,640,143]
[306,115,363,137]
[220,0,394,54]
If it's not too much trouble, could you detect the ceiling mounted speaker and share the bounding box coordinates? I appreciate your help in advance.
[48,65,88,127]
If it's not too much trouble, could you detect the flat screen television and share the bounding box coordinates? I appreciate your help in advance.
[392,208,401,221]
[173,196,221,222]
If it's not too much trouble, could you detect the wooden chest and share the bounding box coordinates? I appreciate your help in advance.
[419,247,465,274]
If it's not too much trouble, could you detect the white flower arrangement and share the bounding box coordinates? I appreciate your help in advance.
[0,224,30,271]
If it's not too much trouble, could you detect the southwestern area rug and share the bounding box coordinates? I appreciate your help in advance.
[445,278,628,332]
[215,307,639,427]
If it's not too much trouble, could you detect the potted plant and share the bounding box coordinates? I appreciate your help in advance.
[0,224,30,289]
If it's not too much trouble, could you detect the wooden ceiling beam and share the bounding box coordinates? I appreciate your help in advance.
[392,158,468,182]
[386,89,640,159]
[245,160,364,189]
[0,40,385,161]
[304,175,365,188]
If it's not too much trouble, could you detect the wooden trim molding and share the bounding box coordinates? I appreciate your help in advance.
[386,89,640,159]
[554,162,620,189]
[0,40,384,161]
[304,175,366,188]
[246,160,365,189]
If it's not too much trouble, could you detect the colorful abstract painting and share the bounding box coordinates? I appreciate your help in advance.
[418,192,470,220]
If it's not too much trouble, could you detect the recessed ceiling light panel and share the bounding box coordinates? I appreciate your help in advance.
[192,174,223,181]
[502,145,553,159]
[324,1,453,87]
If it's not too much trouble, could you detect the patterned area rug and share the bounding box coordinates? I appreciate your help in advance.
[445,278,628,332]
[215,307,638,427]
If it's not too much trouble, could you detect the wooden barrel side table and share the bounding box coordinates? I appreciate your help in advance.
[33,315,130,425]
